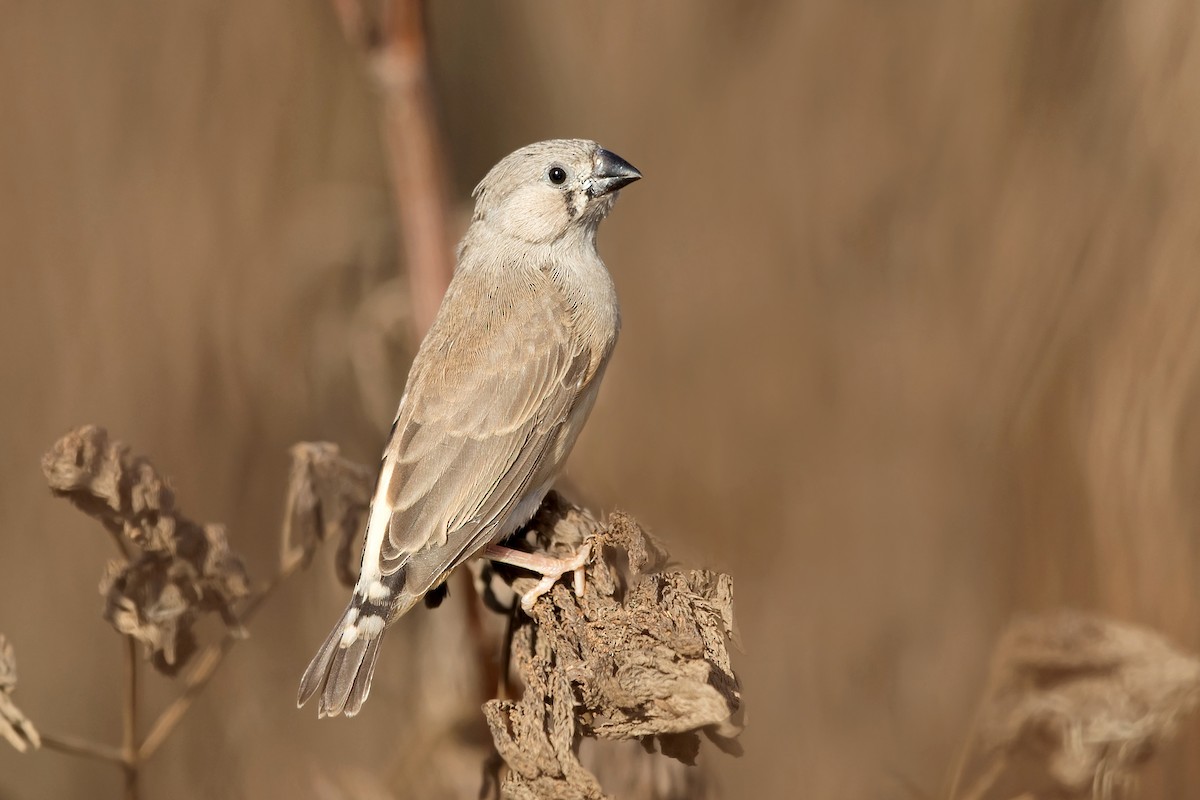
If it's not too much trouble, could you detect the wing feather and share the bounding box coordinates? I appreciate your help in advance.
[374,268,596,597]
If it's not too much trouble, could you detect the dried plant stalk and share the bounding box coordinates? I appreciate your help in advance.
[32,428,335,795]
[326,0,454,337]
[0,634,40,753]
[36,431,743,799]
[42,426,251,675]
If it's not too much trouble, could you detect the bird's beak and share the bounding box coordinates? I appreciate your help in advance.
[587,148,642,198]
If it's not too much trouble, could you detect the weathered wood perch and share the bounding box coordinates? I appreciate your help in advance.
[477,494,744,799]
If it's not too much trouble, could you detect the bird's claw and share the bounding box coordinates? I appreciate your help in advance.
[519,541,592,613]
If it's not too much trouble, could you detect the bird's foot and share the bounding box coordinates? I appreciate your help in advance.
[482,540,593,613]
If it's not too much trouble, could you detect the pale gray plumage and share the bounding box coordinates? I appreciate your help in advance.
[298,139,641,718]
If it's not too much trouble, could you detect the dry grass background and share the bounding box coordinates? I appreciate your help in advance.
[3,1,1200,797]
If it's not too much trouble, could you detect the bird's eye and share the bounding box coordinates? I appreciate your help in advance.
[547,166,567,185]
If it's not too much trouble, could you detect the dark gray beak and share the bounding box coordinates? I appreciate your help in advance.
[588,148,642,197]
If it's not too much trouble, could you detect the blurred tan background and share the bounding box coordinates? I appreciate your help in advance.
[3,1,1200,797]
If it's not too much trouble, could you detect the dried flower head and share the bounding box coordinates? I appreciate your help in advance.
[42,426,251,674]
[0,635,40,753]
[279,442,373,586]
[978,610,1200,798]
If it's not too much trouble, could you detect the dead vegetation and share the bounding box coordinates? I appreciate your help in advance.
[951,611,1200,800]
[279,441,374,586]
[0,635,40,754]
[32,426,293,797]
[16,426,1200,800]
[478,494,743,799]
[16,426,745,799]
[280,447,746,799]
[42,426,251,674]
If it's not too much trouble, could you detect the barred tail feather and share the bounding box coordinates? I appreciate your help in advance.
[324,633,382,718]
[297,603,386,718]
[298,583,423,717]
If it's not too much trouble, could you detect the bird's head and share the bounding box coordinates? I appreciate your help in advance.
[471,139,642,244]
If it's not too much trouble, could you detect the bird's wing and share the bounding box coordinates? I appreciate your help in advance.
[372,269,595,598]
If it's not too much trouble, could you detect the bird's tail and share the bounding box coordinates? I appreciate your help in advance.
[297,581,421,718]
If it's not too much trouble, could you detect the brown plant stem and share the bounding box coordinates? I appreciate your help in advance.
[138,558,301,761]
[461,573,499,704]
[122,637,139,800]
[369,0,505,708]
[40,733,126,765]
[958,753,1007,800]
[497,605,518,701]
[40,559,302,783]
[373,0,454,337]
[330,0,496,701]
[945,702,983,800]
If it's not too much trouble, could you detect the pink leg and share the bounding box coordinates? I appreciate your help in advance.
[482,542,593,612]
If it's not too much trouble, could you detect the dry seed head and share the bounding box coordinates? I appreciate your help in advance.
[979,610,1200,797]
[43,426,251,674]
[279,442,372,584]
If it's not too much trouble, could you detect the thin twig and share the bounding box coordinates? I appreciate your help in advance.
[137,646,222,761]
[369,0,510,714]
[958,753,1007,800]
[107,509,141,800]
[137,560,301,761]
[331,0,497,706]
[40,733,127,765]
[373,0,455,336]
[498,604,518,701]
[946,701,984,800]
[122,637,139,800]
[460,571,498,704]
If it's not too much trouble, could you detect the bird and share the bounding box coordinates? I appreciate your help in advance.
[298,139,641,718]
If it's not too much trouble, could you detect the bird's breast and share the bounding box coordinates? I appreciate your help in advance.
[553,257,620,374]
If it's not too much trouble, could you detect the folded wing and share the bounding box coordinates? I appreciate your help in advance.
[375,269,594,598]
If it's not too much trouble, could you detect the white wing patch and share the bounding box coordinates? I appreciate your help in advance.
[357,454,397,595]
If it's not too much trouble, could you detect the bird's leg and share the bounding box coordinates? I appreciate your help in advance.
[482,541,593,612]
